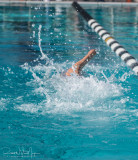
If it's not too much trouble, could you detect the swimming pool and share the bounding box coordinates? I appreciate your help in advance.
[0,2,138,159]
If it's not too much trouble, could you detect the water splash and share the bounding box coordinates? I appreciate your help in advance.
[38,25,47,60]
[19,60,125,117]
[38,25,53,67]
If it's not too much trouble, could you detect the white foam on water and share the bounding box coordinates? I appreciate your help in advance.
[18,60,127,117]
[0,98,7,111]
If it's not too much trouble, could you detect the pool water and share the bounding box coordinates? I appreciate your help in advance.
[0,3,138,160]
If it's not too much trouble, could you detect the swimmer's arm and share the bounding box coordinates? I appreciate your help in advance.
[76,49,96,71]
[65,49,96,76]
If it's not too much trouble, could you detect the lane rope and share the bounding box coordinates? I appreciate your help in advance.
[72,1,138,75]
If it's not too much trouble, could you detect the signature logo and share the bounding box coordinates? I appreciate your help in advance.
[3,147,40,158]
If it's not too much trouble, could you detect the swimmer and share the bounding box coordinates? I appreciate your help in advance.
[65,49,96,76]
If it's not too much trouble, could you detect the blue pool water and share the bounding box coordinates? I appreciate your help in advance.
[0,3,138,160]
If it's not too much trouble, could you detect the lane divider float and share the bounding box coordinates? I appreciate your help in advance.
[72,1,138,75]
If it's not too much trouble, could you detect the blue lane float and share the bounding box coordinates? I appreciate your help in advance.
[72,1,138,75]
